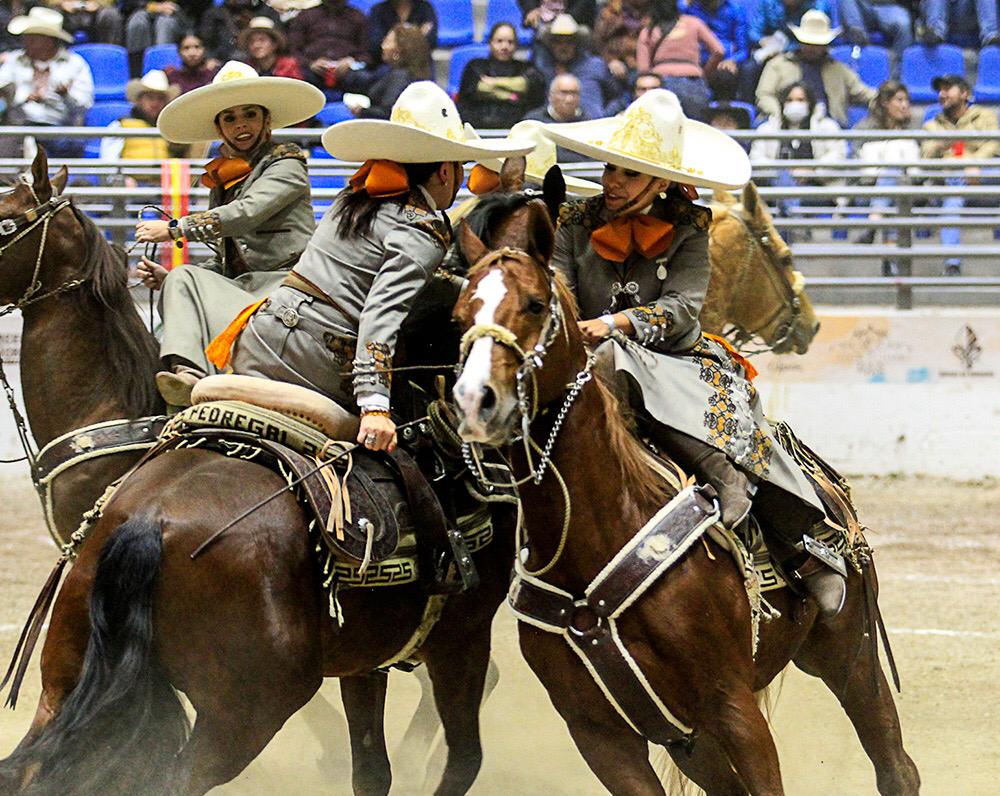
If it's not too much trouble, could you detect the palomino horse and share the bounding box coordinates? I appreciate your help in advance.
[450,224,919,795]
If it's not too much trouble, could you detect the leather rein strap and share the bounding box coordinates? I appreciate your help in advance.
[508,485,720,747]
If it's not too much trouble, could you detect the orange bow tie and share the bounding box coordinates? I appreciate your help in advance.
[201,157,252,190]
[349,159,410,198]
[467,164,501,196]
[590,214,675,263]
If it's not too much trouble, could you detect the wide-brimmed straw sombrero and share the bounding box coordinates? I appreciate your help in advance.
[541,89,751,192]
[8,6,74,43]
[470,120,602,196]
[788,10,841,46]
[321,81,535,163]
[158,61,324,144]
[126,70,180,104]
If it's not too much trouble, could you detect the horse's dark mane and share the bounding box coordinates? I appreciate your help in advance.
[68,205,162,417]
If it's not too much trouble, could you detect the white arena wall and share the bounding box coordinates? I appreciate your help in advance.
[1,308,998,479]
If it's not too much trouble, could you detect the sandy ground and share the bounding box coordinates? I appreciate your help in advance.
[1,471,999,795]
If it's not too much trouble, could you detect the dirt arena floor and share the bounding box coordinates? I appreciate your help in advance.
[1,470,998,794]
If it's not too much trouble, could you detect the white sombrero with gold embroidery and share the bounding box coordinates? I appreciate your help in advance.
[321,81,535,163]
[541,89,751,192]
[157,61,325,143]
[469,120,602,196]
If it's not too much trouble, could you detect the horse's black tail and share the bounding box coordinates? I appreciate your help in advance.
[0,518,190,796]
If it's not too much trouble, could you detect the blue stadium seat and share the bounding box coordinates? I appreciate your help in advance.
[846,104,868,127]
[71,44,129,101]
[900,44,965,103]
[974,46,1000,102]
[923,104,943,122]
[142,44,181,75]
[447,43,490,96]
[485,0,534,45]
[830,45,891,89]
[436,0,475,47]
[350,0,379,12]
[316,102,354,127]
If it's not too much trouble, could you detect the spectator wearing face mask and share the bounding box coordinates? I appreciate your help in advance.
[456,22,545,130]
[750,81,847,232]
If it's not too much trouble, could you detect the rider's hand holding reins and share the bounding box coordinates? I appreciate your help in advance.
[136,257,169,290]
[136,220,172,244]
[358,411,397,453]
[578,314,631,346]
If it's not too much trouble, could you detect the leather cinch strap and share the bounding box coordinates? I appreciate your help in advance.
[508,485,719,746]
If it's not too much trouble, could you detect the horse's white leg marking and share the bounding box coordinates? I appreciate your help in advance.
[454,269,507,425]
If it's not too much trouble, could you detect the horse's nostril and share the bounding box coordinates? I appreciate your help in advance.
[481,385,497,412]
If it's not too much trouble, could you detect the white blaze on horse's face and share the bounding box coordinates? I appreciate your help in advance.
[454,268,508,442]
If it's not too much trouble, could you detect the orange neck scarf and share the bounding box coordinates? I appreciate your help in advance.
[201,157,252,190]
[467,164,501,195]
[350,159,410,197]
[591,214,675,263]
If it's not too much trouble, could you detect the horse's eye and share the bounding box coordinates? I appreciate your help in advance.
[525,297,545,315]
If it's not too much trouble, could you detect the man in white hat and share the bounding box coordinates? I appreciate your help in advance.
[132,61,325,405]
[542,88,849,620]
[99,69,180,165]
[0,7,94,157]
[755,9,874,126]
[221,80,533,455]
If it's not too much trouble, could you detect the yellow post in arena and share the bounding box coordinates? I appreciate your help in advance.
[160,159,190,270]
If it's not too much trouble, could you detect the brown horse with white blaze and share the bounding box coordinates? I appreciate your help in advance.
[450,221,919,794]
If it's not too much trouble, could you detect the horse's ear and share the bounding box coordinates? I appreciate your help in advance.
[458,219,490,267]
[741,181,764,219]
[500,156,525,193]
[712,188,736,206]
[542,165,566,225]
[30,147,52,202]
[525,200,555,265]
[50,165,68,196]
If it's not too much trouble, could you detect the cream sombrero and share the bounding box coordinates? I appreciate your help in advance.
[126,70,180,104]
[158,61,325,144]
[541,89,751,192]
[321,81,535,163]
[470,120,602,197]
[7,7,73,44]
[788,10,841,46]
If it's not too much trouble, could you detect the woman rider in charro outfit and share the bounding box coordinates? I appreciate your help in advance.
[133,61,324,406]
[209,82,533,454]
[542,89,847,619]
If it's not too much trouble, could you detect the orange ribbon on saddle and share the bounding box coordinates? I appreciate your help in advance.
[205,298,267,370]
[467,164,501,196]
[704,333,758,381]
[590,214,675,263]
[201,157,253,190]
[349,159,410,197]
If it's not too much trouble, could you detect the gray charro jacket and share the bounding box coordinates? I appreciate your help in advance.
[180,141,315,277]
[552,193,712,354]
[292,189,452,400]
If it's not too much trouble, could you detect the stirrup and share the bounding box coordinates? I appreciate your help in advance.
[424,529,479,595]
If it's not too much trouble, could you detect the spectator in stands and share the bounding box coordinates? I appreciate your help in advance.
[592,0,651,85]
[0,7,94,157]
[99,69,179,178]
[635,0,723,122]
[853,79,919,274]
[456,21,545,130]
[919,0,999,48]
[367,0,436,65]
[708,101,752,129]
[684,0,749,102]
[165,32,218,94]
[533,13,624,117]
[199,0,278,66]
[922,74,1000,275]
[287,0,369,95]
[524,73,591,161]
[604,70,661,115]
[838,0,913,63]
[757,10,875,126]
[46,0,123,45]
[743,0,835,101]
[519,0,596,32]
[238,17,302,79]
[123,1,204,77]
[750,81,847,233]
[342,23,428,118]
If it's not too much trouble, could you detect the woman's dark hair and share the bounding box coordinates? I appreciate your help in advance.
[335,161,444,238]
[871,79,910,129]
[488,22,516,43]
[391,23,431,81]
[778,81,816,125]
[644,0,680,34]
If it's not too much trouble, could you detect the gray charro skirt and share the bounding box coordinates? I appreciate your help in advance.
[609,335,824,517]
[230,285,358,410]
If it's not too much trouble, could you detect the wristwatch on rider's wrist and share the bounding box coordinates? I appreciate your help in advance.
[599,314,616,334]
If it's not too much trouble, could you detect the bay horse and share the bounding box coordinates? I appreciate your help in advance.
[449,224,920,795]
